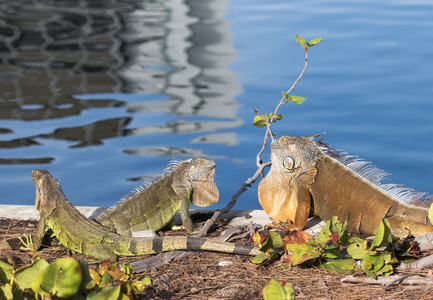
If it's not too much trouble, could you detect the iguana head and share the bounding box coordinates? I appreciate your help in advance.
[32,169,61,212]
[258,135,321,222]
[269,135,322,178]
[188,158,219,207]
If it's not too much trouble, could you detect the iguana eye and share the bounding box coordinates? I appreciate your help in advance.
[283,156,295,171]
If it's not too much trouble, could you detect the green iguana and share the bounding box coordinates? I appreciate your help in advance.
[96,158,219,235]
[258,134,433,237]
[30,169,260,262]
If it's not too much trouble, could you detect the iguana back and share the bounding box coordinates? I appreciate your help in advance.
[258,134,433,237]
[96,158,219,235]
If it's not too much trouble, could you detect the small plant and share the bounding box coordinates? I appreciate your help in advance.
[0,256,150,299]
[251,217,414,279]
[262,279,295,300]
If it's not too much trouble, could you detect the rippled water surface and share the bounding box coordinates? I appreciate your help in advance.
[0,0,432,210]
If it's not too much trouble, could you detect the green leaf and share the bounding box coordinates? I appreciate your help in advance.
[263,279,295,300]
[77,259,96,290]
[0,283,13,300]
[281,91,290,101]
[295,35,309,49]
[252,249,280,267]
[251,252,269,265]
[87,285,121,300]
[269,113,283,120]
[347,241,367,260]
[307,38,324,47]
[285,242,320,265]
[14,259,49,289]
[321,243,340,259]
[370,218,392,250]
[260,232,283,253]
[0,260,14,283]
[99,271,113,288]
[132,277,151,293]
[253,115,267,128]
[289,95,306,105]
[31,257,82,298]
[321,258,356,274]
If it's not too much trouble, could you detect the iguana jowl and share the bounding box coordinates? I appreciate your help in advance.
[31,169,260,262]
[96,158,219,235]
[258,134,433,237]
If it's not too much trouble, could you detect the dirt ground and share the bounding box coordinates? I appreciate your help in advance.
[1,217,433,300]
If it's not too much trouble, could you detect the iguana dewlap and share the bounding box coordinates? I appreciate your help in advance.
[258,134,433,237]
[96,158,219,235]
[30,169,260,262]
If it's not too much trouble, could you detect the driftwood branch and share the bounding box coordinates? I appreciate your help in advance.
[398,253,433,271]
[341,274,433,287]
[413,232,433,252]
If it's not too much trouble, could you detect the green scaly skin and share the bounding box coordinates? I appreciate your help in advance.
[31,169,260,262]
[96,158,219,235]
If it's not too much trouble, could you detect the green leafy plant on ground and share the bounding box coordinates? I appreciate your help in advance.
[0,256,150,300]
[252,217,416,279]
[262,279,295,300]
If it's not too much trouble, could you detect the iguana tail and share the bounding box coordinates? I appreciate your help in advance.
[113,236,261,257]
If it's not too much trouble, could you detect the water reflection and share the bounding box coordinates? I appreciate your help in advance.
[0,0,242,164]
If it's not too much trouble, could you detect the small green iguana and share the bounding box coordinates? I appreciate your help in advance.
[258,134,433,237]
[96,158,219,235]
[30,169,260,262]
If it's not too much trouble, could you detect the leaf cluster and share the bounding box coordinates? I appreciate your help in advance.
[295,35,323,50]
[252,35,322,131]
[262,279,295,300]
[0,257,150,300]
[251,217,414,279]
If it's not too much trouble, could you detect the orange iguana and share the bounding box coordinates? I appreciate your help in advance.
[258,134,433,237]
[96,158,219,235]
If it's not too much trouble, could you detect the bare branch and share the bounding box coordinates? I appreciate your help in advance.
[199,43,311,237]
[195,162,270,238]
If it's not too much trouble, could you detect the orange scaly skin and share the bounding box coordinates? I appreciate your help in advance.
[258,134,433,237]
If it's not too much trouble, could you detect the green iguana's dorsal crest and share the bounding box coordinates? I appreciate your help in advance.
[96,157,219,235]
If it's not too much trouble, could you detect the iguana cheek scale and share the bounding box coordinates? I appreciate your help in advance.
[31,169,260,262]
[258,134,433,237]
[96,158,219,235]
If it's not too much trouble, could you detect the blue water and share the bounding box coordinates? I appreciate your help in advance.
[0,0,432,212]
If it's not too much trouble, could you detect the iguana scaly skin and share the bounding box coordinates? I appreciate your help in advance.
[31,169,260,261]
[96,158,219,235]
[258,134,433,237]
